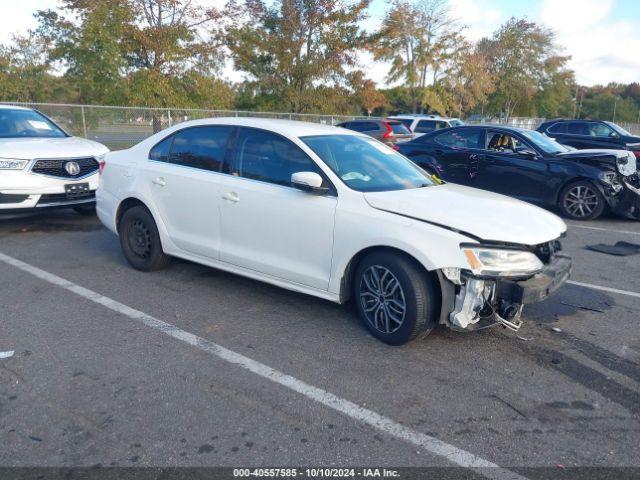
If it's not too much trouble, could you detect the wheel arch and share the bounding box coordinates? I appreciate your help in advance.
[555,176,608,206]
[338,245,443,306]
[115,197,151,234]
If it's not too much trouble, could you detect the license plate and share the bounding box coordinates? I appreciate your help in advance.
[65,183,90,199]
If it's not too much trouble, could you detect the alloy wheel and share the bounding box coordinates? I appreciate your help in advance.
[563,185,599,218]
[359,265,407,334]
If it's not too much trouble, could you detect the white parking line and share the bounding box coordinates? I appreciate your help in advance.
[0,251,526,480]
[567,280,640,299]
[567,223,640,236]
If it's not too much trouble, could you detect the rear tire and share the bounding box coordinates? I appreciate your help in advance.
[118,206,171,271]
[354,251,439,345]
[559,180,605,220]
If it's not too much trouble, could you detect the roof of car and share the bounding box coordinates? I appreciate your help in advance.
[165,117,362,138]
[433,124,532,134]
[0,104,32,111]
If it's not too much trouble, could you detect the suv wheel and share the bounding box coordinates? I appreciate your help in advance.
[119,206,171,271]
[354,251,439,345]
[559,180,605,220]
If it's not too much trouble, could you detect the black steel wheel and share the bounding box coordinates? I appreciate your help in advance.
[118,205,171,271]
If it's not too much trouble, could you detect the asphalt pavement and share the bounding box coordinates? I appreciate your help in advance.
[1,209,639,478]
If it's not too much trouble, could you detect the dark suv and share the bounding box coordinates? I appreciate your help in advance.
[336,119,414,147]
[538,119,640,158]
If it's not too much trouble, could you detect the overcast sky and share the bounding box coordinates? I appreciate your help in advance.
[1,0,638,87]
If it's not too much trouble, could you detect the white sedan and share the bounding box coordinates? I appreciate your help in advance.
[0,105,109,214]
[97,118,571,345]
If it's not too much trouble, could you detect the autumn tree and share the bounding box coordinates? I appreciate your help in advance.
[477,17,571,121]
[226,0,370,113]
[372,0,458,113]
[349,71,387,116]
[442,42,495,117]
[36,0,233,129]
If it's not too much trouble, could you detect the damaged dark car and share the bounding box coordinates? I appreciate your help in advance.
[397,125,640,220]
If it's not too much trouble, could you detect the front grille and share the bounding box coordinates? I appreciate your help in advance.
[0,193,29,204]
[31,157,99,179]
[531,240,562,264]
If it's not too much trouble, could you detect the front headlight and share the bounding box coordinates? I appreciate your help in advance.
[0,158,29,170]
[462,247,543,277]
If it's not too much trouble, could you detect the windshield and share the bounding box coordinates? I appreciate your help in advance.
[0,109,67,138]
[605,121,632,136]
[301,135,435,192]
[520,130,570,154]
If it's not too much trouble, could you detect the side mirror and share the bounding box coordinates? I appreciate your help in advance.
[610,131,619,138]
[291,171,329,195]
[521,149,538,158]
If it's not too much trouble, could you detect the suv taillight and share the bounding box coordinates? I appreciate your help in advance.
[382,123,395,139]
[98,158,106,176]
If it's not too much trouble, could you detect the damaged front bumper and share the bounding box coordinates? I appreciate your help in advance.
[603,174,640,220]
[444,255,572,332]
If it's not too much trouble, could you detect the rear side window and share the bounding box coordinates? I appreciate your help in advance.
[389,123,412,134]
[415,120,448,133]
[398,119,414,130]
[567,121,589,135]
[234,128,325,188]
[547,122,567,134]
[436,129,482,149]
[167,126,233,172]
[149,136,173,162]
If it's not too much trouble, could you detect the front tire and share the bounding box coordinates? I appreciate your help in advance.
[119,206,171,271]
[559,180,605,220]
[354,252,439,345]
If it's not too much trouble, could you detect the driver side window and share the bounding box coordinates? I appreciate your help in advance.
[233,128,327,189]
[486,132,533,155]
[589,122,614,137]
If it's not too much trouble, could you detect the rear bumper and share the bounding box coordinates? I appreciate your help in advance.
[495,255,572,304]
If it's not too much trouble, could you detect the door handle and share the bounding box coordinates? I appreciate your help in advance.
[152,177,166,187]
[222,191,239,203]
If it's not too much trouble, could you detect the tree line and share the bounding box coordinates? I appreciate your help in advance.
[1,0,639,123]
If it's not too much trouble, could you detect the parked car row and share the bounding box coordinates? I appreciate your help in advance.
[2,105,637,346]
[95,117,571,345]
[0,105,108,215]
[397,125,640,220]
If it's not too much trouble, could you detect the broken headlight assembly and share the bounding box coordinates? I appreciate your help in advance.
[616,151,637,177]
[598,171,623,193]
[461,246,543,278]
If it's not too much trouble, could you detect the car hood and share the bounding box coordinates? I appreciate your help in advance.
[556,149,637,175]
[0,136,109,160]
[364,183,566,246]
[556,149,625,161]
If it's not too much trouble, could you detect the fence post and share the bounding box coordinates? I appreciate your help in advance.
[80,105,87,138]
[167,108,172,127]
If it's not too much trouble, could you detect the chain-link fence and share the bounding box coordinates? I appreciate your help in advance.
[1,102,373,150]
[3,102,640,149]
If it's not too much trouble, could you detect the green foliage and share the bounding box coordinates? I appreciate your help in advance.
[226,0,370,113]
[0,2,638,125]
